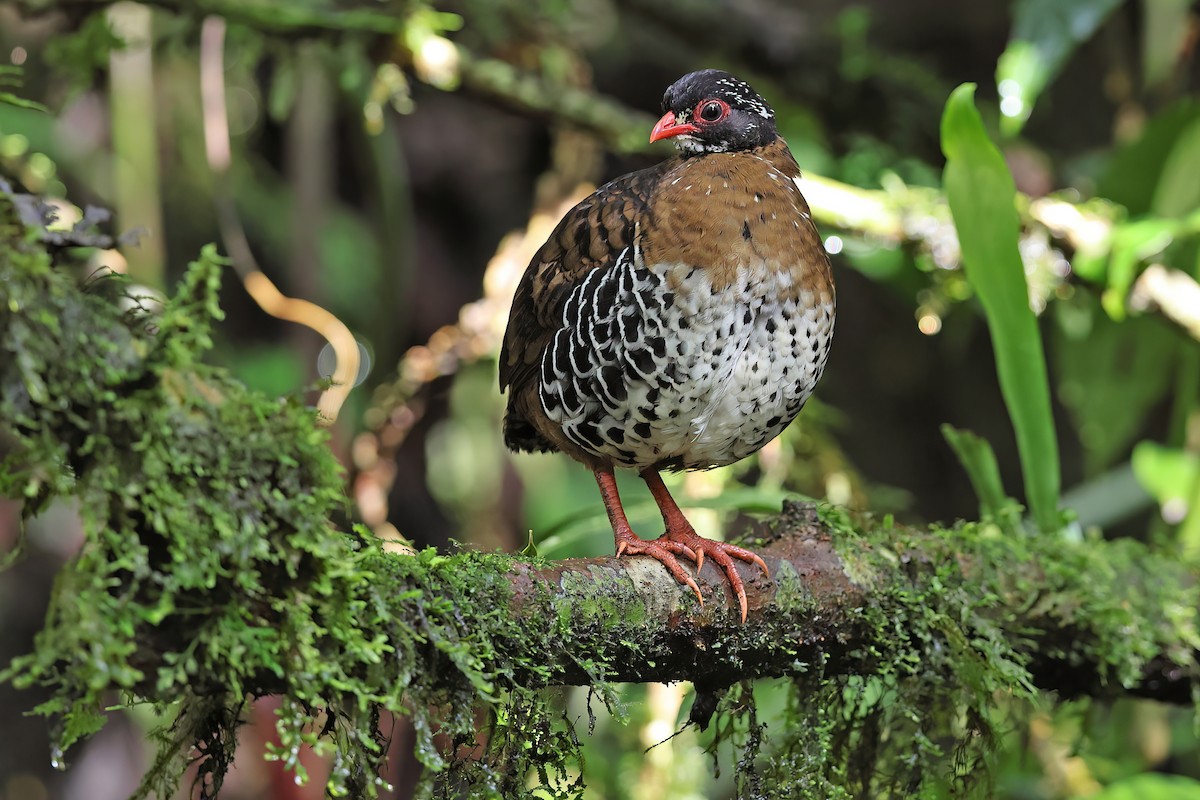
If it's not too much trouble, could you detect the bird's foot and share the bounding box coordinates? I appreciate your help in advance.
[662,527,769,623]
[615,526,768,622]
[614,527,704,608]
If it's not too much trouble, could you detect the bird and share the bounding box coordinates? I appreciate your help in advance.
[499,69,835,622]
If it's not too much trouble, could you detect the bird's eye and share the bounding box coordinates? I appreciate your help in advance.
[699,101,725,122]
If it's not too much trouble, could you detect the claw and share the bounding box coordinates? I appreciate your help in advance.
[614,525,768,622]
[681,572,704,607]
[613,527,706,608]
[661,532,769,623]
[658,539,699,564]
[597,467,768,621]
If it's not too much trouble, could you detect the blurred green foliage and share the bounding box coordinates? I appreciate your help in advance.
[996,0,1124,136]
[0,65,44,111]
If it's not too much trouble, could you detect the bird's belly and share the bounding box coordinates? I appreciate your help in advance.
[537,255,834,471]
[641,276,833,469]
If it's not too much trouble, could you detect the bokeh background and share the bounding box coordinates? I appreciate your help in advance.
[2,0,1200,798]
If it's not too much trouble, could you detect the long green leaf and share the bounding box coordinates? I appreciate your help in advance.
[941,84,1061,533]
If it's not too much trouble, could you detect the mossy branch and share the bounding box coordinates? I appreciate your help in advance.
[2,182,1200,797]
[509,514,1200,705]
[116,498,1200,706]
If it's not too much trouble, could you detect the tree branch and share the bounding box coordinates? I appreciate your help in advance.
[496,511,1197,704]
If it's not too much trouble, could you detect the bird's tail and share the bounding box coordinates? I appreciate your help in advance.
[502,406,555,454]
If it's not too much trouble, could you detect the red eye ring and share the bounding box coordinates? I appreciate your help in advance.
[695,99,729,123]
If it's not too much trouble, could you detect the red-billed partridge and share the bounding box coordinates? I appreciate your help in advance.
[500,69,835,621]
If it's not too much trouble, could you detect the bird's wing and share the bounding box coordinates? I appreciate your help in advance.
[499,163,666,396]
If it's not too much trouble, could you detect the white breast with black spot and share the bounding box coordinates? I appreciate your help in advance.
[537,246,834,470]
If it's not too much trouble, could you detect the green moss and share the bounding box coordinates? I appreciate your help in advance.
[0,188,592,799]
[704,507,1200,798]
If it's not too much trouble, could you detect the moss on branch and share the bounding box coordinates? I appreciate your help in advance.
[2,181,1199,798]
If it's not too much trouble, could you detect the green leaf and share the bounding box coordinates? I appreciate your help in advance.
[1091,774,1200,800]
[1087,108,1200,313]
[1101,217,1177,318]
[0,92,48,112]
[1054,298,1179,472]
[58,702,108,753]
[996,0,1123,135]
[1132,441,1198,508]
[941,84,1061,533]
[941,424,1008,521]
[1142,0,1193,90]
[1132,439,1200,556]
[1152,115,1200,217]
[1100,100,1200,214]
[0,66,47,112]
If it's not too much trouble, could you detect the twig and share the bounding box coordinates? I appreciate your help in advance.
[1130,263,1200,340]
[199,15,359,423]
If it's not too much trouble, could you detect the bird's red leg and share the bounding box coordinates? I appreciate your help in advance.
[594,466,703,607]
[641,469,769,622]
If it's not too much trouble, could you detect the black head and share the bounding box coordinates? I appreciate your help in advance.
[650,69,777,155]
